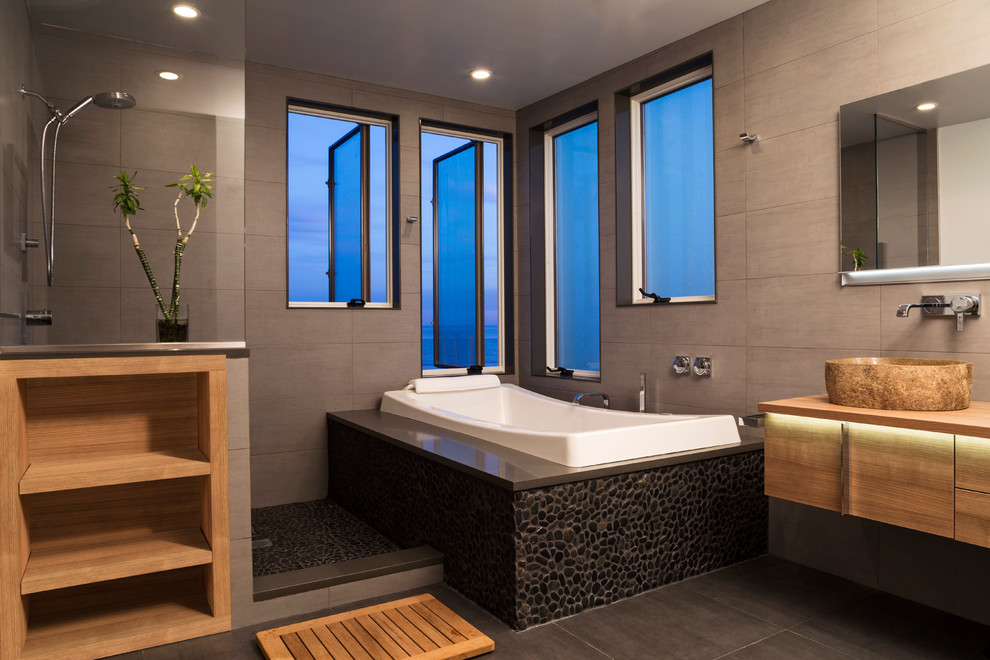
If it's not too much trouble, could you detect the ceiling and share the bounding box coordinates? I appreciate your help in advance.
[27,0,768,110]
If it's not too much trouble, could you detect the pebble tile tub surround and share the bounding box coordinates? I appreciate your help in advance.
[327,412,768,629]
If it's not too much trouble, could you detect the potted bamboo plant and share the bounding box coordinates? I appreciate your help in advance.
[112,165,215,342]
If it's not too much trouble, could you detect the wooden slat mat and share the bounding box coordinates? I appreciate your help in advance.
[256,593,495,660]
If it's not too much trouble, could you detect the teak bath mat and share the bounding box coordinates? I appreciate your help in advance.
[256,593,495,659]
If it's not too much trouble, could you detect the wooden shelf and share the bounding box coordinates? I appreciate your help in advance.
[20,449,211,494]
[21,569,229,660]
[1,356,230,659]
[22,529,212,595]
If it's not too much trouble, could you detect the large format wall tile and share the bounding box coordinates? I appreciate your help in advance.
[743,0,878,76]
[251,448,329,507]
[878,0,990,92]
[878,0,956,29]
[249,343,354,401]
[745,33,878,140]
[745,123,838,212]
[747,274,881,350]
[746,197,839,279]
[650,279,747,347]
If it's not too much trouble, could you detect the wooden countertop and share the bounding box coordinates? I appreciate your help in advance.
[758,395,990,439]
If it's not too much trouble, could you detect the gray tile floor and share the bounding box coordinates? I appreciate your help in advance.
[114,556,990,659]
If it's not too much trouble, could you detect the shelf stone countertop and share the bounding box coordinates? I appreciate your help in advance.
[0,342,248,359]
[759,395,990,439]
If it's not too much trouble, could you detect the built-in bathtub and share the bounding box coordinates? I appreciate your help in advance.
[380,375,741,467]
[328,383,767,630]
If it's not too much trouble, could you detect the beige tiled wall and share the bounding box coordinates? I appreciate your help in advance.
[244,63,515,507]
[25,26,246,345]
[517,0,990,415]
[516,0,990,624]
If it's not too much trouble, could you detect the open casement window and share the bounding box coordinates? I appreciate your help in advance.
[421,124,511,376]
[544,113,600,378]
[433,141,483,368]
[287,102,397,308]
[328,125,368,301]
[616,55,715,306]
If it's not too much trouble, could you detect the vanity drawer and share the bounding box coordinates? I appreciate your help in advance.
[956,488,990,548]
[956,435,990,493]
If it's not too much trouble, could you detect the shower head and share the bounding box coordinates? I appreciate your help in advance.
[94,91,136,110]
[59,91,137,124]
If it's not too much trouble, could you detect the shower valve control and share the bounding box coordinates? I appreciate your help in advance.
[18,233,39,252]
[672,356,691,375]
[693,357,712,377]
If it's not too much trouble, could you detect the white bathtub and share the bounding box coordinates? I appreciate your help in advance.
[380,376,741,467]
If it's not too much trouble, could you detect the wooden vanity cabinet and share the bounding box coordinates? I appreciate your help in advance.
[760,396,989,546]
[845,425,954,537]
[0,356,230,660]
[764,415,842,512]
[955,436,990,547]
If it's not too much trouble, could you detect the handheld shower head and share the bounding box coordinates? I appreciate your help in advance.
[61,96,94,122]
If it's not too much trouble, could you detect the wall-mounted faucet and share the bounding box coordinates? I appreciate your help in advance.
[573,392,610,409]
[896,294,980,331]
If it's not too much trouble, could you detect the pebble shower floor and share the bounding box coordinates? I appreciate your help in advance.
[251,499,400,576]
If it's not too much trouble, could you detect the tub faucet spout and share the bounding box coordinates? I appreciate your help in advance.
[573,392,610,409]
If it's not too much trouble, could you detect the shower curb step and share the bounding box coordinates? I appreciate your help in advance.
[252,546,443,602]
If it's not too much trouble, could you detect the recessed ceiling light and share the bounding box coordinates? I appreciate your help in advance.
[470,69,492,81]
[916,102,937,111]
[172,4,200,19]
[157,70,180,81]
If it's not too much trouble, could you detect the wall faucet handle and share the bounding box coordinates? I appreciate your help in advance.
[950,295,979,314]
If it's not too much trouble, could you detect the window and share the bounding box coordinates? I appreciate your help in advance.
[545,114,600,377]
[287,102,398,307]
[420,123,511,374]
[617,55,715,305]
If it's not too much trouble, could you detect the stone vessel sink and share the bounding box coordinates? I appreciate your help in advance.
[825,357,973,411]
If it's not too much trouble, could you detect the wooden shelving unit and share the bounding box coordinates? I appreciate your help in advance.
[0,355,230,660]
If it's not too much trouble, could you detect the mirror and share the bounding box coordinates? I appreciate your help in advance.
[839,62,990,285]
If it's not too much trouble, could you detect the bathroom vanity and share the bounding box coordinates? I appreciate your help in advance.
[0,354,230,660]
[760,395,990,548]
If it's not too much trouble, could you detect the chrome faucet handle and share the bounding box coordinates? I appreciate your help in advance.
[950,295,978,314]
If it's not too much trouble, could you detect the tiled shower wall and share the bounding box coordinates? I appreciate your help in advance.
[0,0,37,344]
[515,0,990,626]
[244,63,515,507]
[24,25,246,345]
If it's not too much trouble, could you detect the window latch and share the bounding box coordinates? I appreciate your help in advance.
[466,365,483,375]
[547,366,574,378]
[346,298,366,308]
[639,288,670,304]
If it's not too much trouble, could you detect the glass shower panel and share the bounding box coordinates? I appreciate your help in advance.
[554,121,600,372]
[642,77,714,298]
[433,142,479,368]
[329,126,364,302]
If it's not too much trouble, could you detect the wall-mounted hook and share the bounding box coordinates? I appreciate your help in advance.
[739,132,759,143]
[406,216,419,223]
